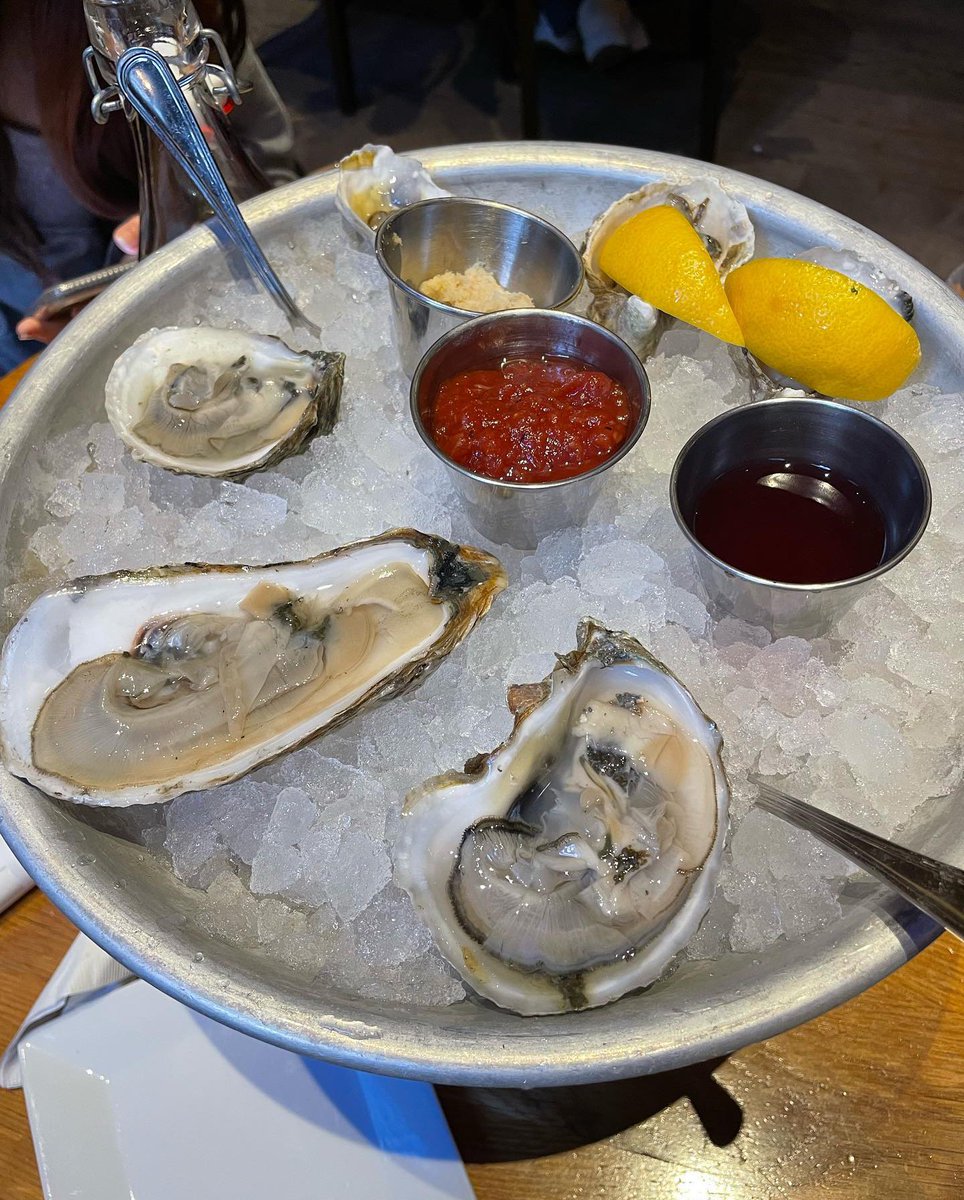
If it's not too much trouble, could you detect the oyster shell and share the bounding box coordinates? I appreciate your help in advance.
[0,530,506,807]
[335,143,449,245]
[105,327,344,479]
[395,620,728,1016]
[582,178,755,358]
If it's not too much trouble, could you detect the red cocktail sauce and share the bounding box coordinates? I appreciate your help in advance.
[428,356,633,484]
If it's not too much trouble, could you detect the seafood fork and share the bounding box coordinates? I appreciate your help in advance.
[115,47,321,340]
[755,782,964,941]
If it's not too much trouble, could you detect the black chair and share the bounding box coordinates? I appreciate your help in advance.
[321,0,725,159]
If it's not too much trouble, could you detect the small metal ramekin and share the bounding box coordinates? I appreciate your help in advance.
[410,309,651,550]
[670,397,932,638]
[376,197,584,377]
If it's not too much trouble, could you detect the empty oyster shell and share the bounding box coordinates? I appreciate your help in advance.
[335,143,449,245]
[395,620,728,1016]
[105,327,344,478]
[0,530,506,807]
[582,178,755,358]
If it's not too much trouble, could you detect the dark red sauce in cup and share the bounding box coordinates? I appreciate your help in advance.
[428,356,634,484]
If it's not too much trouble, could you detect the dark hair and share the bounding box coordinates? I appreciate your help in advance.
[0,1,247,273]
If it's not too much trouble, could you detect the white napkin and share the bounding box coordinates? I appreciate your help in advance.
[0,832,33,915]
[1,932,134,1088]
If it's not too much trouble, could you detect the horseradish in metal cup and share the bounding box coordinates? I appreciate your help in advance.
[376,197,584,377]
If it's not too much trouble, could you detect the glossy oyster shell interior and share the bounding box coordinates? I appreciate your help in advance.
[335,143,450,245]
[396,620,729,1016]
[0,530,506,807]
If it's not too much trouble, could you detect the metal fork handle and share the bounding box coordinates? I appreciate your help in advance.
[114,46,319,338]
[756,782,964,941]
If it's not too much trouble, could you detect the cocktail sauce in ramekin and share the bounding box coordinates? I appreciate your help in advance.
[428,355,634,484]
[409,308,651,549]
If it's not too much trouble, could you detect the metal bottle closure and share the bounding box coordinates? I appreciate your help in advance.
[81,0,271,257]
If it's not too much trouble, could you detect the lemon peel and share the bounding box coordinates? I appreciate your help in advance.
[725,258,921,401]
[598,206,745,346]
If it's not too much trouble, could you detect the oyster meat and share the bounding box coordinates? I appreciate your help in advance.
[0,531,506,806]
[335,143,449,245]
[105,326,344,478]
[582,178,755,358]
[395,621,728,1016]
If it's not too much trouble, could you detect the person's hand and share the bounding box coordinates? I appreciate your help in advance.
[15,307,78,345]
[15,215,141,346]
[112,215,140,257]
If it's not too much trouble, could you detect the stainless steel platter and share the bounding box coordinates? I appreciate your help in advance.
[1,143,962,1086]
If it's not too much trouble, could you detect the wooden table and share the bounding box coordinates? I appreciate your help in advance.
[1,889,962,1199]
[0,356,37,405]
[1,365,962,1198]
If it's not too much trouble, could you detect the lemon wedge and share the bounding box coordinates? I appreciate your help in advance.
[598,205,745,346]
[724,257,921,401]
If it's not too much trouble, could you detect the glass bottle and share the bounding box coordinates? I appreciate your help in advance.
[82,0,272,257]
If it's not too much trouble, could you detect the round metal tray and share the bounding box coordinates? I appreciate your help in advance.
[1,144,962,1087]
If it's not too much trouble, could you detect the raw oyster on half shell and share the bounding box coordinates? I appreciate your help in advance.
[105,326,344,478]
[395,620,728,1016]
[582,178,755,358]
[0,530,506,807]
[336,143,449,245]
